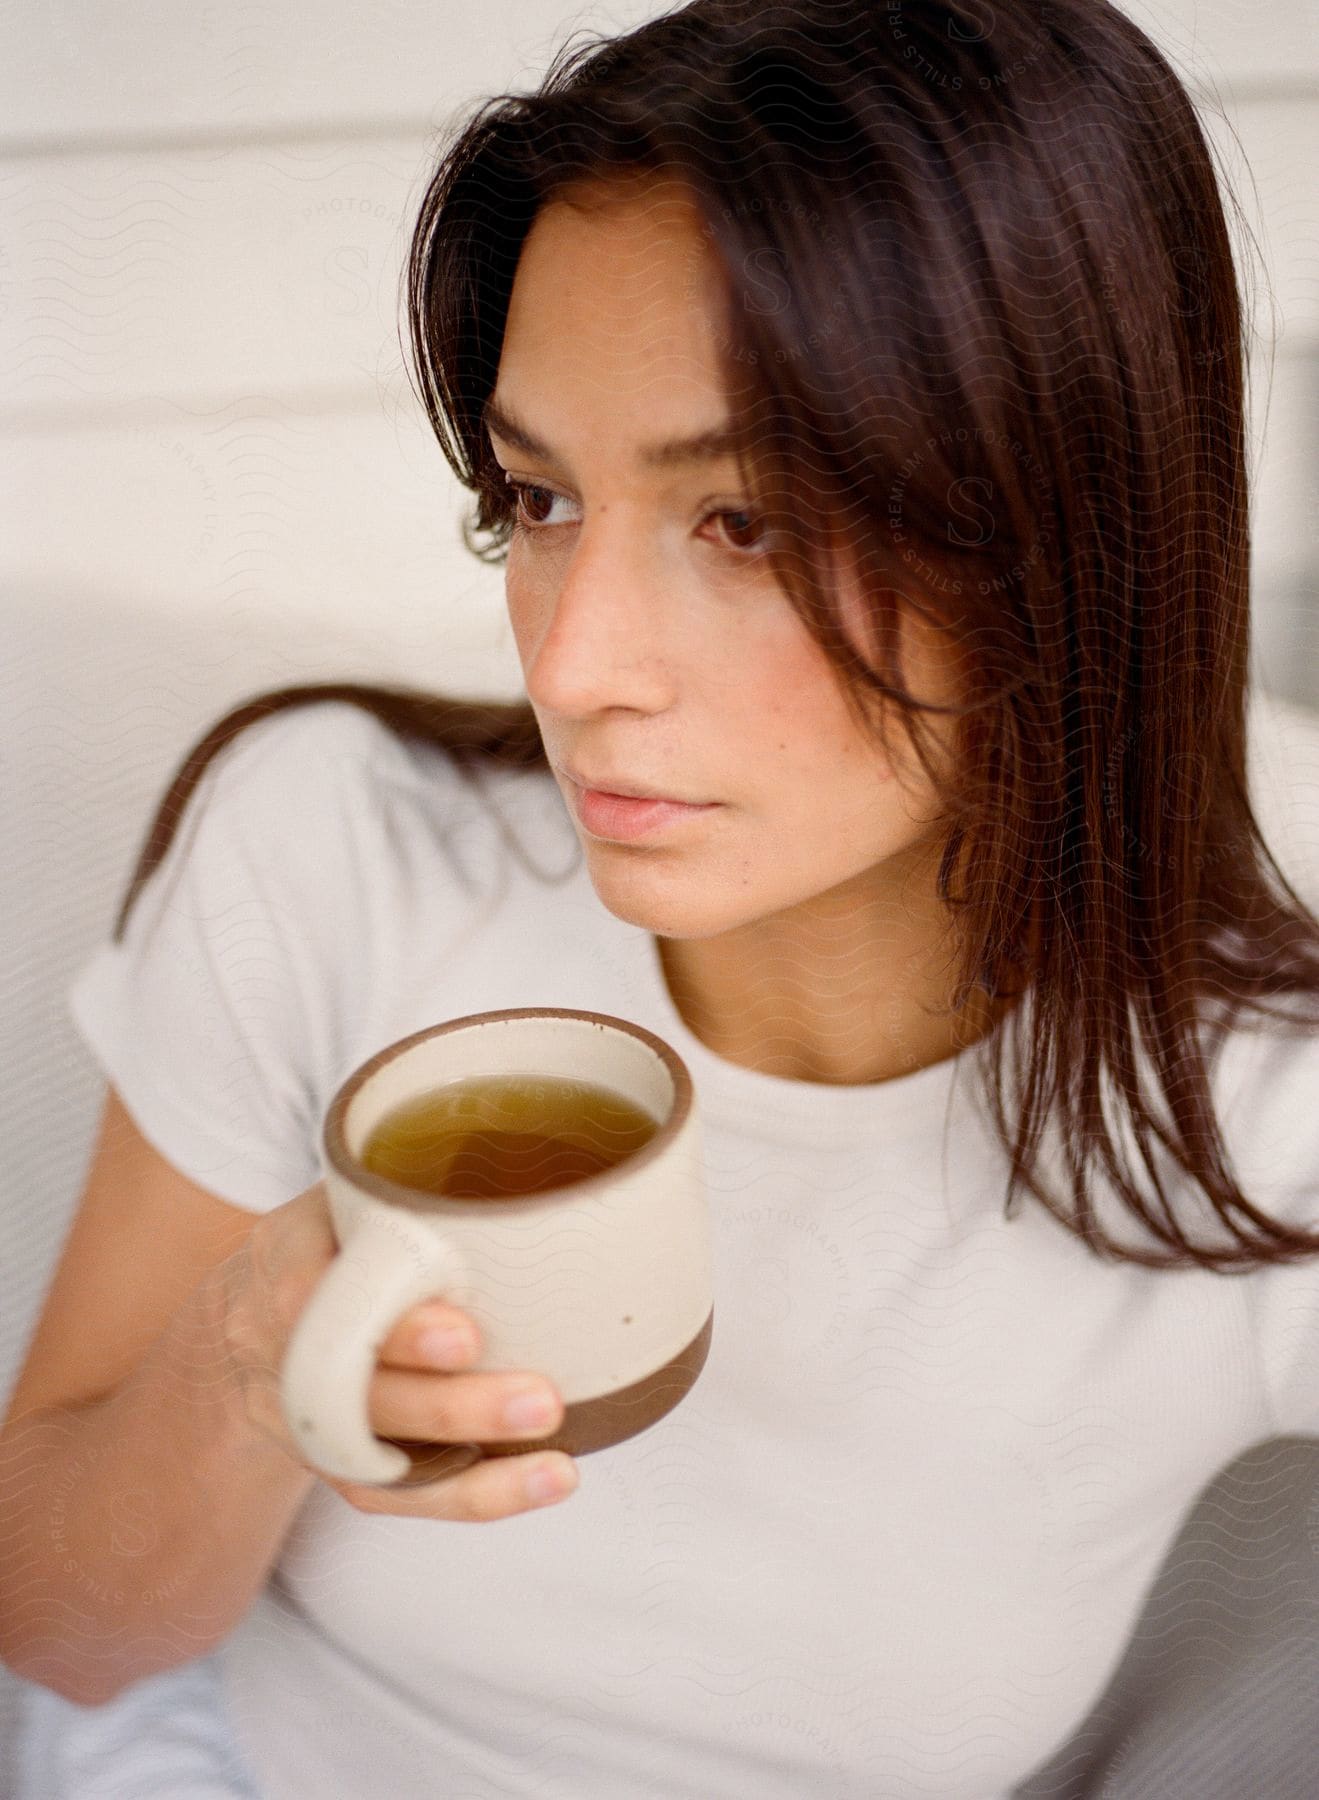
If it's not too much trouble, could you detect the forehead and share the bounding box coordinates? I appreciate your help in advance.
[505,174,724,341]
[495,178,735,450]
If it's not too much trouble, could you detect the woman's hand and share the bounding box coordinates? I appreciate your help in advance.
[214,1181,579,1521]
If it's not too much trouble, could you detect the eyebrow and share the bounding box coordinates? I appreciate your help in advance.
[483,394,743,471]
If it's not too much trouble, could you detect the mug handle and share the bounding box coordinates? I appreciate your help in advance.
[279,1206,475,1487]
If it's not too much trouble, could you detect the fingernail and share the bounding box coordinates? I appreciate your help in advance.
[418,1327,472,1363]
[526,1458,577,1506]
[504,1388,556,1431]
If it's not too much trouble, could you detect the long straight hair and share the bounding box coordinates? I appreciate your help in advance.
[112,0,1319,1271]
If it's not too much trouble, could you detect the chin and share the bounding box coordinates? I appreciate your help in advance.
[580,852,745,941]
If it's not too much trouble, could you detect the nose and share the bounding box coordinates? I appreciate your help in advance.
[519,513,676,718]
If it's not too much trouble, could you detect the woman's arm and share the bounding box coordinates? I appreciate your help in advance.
[0,1255,316,1707]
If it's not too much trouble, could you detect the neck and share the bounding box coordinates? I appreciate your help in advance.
[654,847,1014,1087]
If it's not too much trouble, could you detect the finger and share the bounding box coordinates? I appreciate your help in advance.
[377,1302,482,1370]
[332,1450,580,1522]
[369,1367,564,1445]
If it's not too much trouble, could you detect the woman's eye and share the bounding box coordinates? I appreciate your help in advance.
[506,479,573,528]
[709,508,768,555]
[503,475,769,558]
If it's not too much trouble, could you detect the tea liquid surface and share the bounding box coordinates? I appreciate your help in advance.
[359,1073,660,1198]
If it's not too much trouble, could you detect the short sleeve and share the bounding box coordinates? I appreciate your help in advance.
[1223,1023,1319,1439]
[66,704,376,1212]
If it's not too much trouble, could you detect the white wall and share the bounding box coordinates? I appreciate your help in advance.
[1,0,1315,705]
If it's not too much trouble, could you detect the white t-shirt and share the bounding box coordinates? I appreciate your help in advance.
[41,699,1319,1799]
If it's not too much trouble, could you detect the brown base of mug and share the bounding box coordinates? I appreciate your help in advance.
[379,1306,715,1487]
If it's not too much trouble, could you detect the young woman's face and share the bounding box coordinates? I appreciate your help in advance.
[489,174,963,943]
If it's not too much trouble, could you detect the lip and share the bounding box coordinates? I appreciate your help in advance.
[562,776,721,843]
[559,763,709,805]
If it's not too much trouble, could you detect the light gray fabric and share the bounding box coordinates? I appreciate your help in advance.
[12,1652,263,1800]
[1012,1436,1319,1798]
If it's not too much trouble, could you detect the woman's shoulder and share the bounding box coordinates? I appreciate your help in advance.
[191,696,571,896]
[206,697,453,797]
[199,696,553,827]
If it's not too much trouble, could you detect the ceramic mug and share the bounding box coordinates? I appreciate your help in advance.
[279,1007,713,1486]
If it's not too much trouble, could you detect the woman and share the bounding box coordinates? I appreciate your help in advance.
[9,2,1319,1795]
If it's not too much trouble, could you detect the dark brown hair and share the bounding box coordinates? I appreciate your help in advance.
[112,0,1319,1270]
